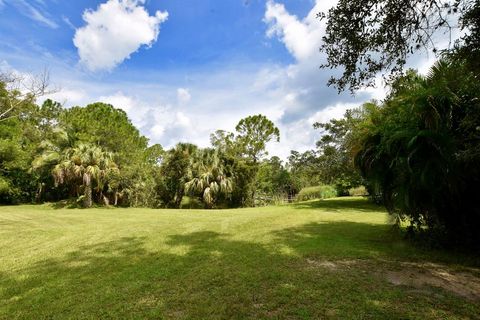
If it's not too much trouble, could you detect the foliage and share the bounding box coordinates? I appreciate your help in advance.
[255,156,296,199]
[56,103,162,207]
[348,186,369,197]
[52,143,118,208]
[185,148,233,208]
[156,143,197,208]
[235,114,280,163]
[210,114,281,207]
[1,86,283,209]
[180,196,205,209]
[354,57,480,249]
[285,108,367,193]
[0,93,48,203]
[60,102,147,166]
[296,185,338,201]
[319,0,478,91]
[1,80,284,210]
[286,150,323,190]
[0,70,51,122]
[227,157,258,207]
[313,109,365,193]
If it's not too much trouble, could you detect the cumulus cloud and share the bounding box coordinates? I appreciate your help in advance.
[96,91,203,148]
[99,91,136,113]
[263,0,369,124]
[45,88,87,106]
[264,0,326,61]
[73,0,168,71]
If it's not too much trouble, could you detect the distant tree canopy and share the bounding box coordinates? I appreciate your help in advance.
[313,109,365,194]
[320,0,480,91]
[60,103,148,167]
[208,115,282,206]
[235,114,280,163]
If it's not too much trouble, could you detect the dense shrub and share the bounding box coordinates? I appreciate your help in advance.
[354,59,480,249]
[296,185,338,201]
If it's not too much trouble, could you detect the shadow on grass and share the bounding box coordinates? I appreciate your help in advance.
[1,223,478,319]
[291,197,386,213]
[49,199,81,209]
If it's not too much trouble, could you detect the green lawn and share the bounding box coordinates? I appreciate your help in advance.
[1,197,479,319]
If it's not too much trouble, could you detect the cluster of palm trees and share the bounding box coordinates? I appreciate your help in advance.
[52,144,118,208]
[33,137,235,209]
[33,132,119,208]
[185,149,233,208]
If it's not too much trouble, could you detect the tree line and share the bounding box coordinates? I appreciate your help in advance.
[1,89,325,209]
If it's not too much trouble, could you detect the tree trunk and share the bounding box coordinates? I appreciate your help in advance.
[35,183,43,203]
[174,189,184,208]
[83,173,92,208]
[102,194,109,206]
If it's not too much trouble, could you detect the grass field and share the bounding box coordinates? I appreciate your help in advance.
[1,197,479,319]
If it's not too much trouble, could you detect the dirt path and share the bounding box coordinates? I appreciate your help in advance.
[307,258,480,301]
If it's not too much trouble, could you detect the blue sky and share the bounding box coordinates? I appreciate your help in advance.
[0,0,434,158]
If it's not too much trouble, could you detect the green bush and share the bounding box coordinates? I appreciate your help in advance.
[296,185,338,201]
[348,186,368,196]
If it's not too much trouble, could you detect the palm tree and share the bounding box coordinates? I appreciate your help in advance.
[31,127,73,201]
[185,149,233,208]
[354,57,480,247]
[159,143,198,208]
[52,143,118,208]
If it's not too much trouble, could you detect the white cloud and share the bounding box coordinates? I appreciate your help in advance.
[308,102,357,125]
[99,91,136,113]
[73,0,168,71]
[95,91,200,148]
[44,88,87,106]
[263,1,367,124]
[177,88,191,105]
[264,0,332,61]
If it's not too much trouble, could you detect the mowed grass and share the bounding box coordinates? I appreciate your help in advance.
[1,197,479,319]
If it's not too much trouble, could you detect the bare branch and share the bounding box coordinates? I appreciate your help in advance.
[0,68,57,121]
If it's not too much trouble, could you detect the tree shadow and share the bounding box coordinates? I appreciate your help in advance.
[1,224,479,319]
[49,199,81,209]
[290,197,386,213]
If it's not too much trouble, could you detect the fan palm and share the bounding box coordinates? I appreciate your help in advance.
[31,127,74,201]
[185,149,233,208]
[52,143,118,208]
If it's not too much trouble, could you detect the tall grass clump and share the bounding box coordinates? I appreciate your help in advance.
[348,185,368,196]
[296,185,338,201]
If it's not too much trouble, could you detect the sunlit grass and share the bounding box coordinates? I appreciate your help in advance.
[0,197,478,319]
